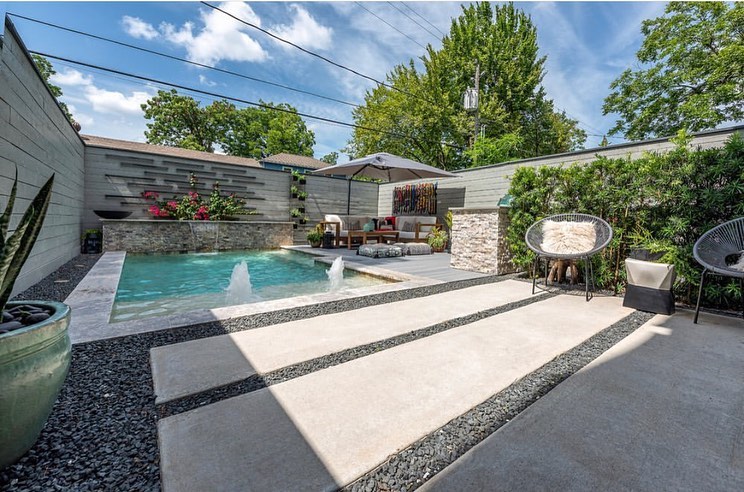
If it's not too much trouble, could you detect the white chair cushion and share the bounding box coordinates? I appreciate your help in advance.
[540,220,596,255]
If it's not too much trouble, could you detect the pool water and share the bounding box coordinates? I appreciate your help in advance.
[111,250,390,322]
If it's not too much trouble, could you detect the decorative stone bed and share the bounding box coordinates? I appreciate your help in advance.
[101,219,294,253]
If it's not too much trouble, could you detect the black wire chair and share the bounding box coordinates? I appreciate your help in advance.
[525,213,613,301]
[693,217,744,324]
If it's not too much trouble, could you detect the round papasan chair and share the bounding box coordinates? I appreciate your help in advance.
[525,213,613,301]
[693,217,744,323]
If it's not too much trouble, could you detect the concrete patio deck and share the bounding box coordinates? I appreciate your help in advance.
[157,291,634,491]
[423,310,744,491]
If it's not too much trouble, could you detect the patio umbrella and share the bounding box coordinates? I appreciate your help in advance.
[312,153,459,214]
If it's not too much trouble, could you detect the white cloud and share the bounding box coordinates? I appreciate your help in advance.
[50,68,93,87]
[122,15,159,40]
[199,75,216,87]
[270,4,333,51]
[67,105,95,127]
[84,86,152,115]
[160,2,268,65]
[48,68,151,116]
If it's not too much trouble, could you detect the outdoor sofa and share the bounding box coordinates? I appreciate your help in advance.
[321,214,441,247]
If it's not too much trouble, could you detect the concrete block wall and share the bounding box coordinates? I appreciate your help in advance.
[0,18,85,296]
[83,146,379,240]
[378,126,744,215]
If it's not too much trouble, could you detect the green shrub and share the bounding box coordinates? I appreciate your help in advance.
[507,132,744,309]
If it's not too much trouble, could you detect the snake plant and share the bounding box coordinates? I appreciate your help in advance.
[0,168,55,312]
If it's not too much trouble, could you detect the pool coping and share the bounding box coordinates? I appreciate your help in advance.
[64,250,440,344]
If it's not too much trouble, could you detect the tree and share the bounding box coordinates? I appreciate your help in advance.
[141,90,315,158]
[321,152,339,165]
[349,2,586,170]
[603,2,744,140]
[32,54,75,124]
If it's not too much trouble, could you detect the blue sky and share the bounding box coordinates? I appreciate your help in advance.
[0,1,668,161]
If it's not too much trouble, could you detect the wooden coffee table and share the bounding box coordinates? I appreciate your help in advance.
[346,230,400,249]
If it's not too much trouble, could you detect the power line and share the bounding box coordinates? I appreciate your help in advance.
[8,12,360,109]
[387,2,441,42]
[402,3,447,38]
[200,1,397,93]
[354,2,427,50]
[32,50,462,150]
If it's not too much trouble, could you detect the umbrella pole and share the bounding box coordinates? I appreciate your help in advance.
[346,178,351,215]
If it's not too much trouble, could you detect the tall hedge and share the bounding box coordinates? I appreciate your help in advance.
[507,132,744,310]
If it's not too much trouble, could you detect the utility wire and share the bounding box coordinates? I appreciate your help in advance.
[8,12,359,109]
[402,3,447,38]
[200,1,397,93]
[387,2,441,42]
[354,2,427,50]
[31,50,462,149]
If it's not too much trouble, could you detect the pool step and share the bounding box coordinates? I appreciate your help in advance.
[157,294,634,491]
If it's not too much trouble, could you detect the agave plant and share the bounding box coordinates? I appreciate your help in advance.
[0,168,55,313]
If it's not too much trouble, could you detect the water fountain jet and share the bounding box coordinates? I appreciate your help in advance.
[327,256,344,292]
[226,261,252,304]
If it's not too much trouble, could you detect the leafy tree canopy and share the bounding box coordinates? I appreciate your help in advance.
[349,2,586,170]
[32,54,75,124]
[603,2,744,140]
[141,89,315,158]
[320,151,339,165]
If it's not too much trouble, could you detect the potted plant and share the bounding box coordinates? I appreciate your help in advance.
[291,169,300,182]
[297,190,308,201]
[300,215,309,225]
[1,169,71,469]
[290,185,300,198]
[289,208,302,218]
[298,173,307,184]
[427,227,448,253]
[307,225,323,248]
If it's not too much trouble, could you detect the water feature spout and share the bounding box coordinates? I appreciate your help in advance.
[226,261,252,304]
[327,256,344,292]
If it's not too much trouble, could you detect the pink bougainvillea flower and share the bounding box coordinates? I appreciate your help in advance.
[167,201,178,209]
[158,209,170,217]
[149,205,160,215]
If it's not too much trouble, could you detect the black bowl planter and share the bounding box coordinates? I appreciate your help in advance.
[300,218,307,225]
[0,301,71,468]
[293,223,298,229]
[93,210,132,220]
[298,196,306,201]
[291,193,298,199]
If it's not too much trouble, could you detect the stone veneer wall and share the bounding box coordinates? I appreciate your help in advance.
[450,207,517,275]
[102,220,293,253]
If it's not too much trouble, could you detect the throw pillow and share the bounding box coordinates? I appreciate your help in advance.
[402,221,415,232]
[728,250,744,271]
[363,221,374,232]
[540,220,596,255]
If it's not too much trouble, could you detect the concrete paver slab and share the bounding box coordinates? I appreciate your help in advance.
[422,311,744,491]
[151,280,537,403]
[158,295,633,491]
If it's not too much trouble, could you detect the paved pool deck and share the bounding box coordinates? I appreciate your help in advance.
[422,310,744,491]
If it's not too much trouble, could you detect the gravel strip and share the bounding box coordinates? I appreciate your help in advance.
[342,310,656,492]
[158,293,556,417]
[0,257,508,491]
[0,253,651,492]
[10,254,102,304]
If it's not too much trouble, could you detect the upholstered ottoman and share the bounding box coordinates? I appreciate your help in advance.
[394,242,432,255]
[357,244,403,258]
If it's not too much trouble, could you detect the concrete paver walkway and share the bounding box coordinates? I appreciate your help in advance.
[422,311,744,491]
[158,295,633,491]
[151,280,537,403]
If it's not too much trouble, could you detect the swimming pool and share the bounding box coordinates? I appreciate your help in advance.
[111,250,391,322]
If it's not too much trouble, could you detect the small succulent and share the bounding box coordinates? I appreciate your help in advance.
[1,168,55,312]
